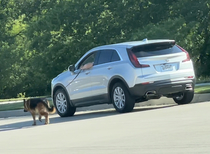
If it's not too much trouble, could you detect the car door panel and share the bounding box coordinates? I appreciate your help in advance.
[91,49,121,98]
[66,52,98,105]
[66,70,92,101]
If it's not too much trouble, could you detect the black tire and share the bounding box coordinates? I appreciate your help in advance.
[111,82,135,113]
[54,89,76,117]
[173,90,194,105]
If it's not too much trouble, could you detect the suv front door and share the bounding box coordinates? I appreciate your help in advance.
[67,52,97,106]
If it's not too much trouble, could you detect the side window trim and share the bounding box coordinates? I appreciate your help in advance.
[77,49,122,69]
[93,50,100,66]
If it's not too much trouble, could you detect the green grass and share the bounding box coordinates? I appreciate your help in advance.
[0,102,24,111]
[0,99,53,111]
[194,85,210,94]
[0,95,51,102]
[0,98,25,102]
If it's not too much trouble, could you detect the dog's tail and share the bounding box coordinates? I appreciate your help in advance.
[43,98,50,107]
[47,105,56,114]
[44,100,56,114]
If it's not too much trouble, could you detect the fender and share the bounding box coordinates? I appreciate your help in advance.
[108,75,130,100]
[53,83,75,107]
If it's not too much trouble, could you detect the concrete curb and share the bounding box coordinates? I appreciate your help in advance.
[195,83,210,87]
[0,93,209,118]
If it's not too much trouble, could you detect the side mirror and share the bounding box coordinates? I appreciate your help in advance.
[68,65,75,72]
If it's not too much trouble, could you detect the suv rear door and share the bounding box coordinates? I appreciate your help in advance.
[90,49,121,100]
[131,41,194,83]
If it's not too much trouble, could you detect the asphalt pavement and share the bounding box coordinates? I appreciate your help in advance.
[0,101,210,154]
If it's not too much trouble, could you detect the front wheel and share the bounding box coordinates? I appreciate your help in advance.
[173,91,194,105]
[54,89,76,117]
[111,82,135,113]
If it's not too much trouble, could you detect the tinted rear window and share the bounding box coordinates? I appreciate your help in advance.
[111,51,120,62]
[97,49,120,65]
[97,50,113,65]
[131,42,181,57]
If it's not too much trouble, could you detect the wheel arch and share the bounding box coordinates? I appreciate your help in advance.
[108,76,130,101]
[52,84,74,106]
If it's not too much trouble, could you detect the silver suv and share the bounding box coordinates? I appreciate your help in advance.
[51,39,195,117]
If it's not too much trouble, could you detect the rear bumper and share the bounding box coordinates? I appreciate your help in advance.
[129,79,195,98]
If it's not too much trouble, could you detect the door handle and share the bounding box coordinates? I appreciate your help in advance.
[107,66,112,70]
[85,71,90,75]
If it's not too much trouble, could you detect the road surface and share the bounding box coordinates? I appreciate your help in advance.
[0,102,210,154]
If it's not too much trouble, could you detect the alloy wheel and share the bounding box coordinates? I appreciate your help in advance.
[113,87,125,109]
[56,92,67,113]
[175,93,184,100]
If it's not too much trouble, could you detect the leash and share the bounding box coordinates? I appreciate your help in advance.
[66,69,82,87]
[66,62,93,87]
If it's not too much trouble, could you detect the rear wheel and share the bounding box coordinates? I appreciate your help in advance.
[54,89,76,117]
[111,82,135,113]
[173,91,194,105]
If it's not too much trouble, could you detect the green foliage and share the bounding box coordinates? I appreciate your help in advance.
[196,76,210,84]
[17,92,26,98]
[194,86,210,94]
[0,0,210,98]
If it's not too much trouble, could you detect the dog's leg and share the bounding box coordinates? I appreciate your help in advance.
[32,113,36,126]
[45,113,49,124]
[39,114,42,122]
[40,112,49,125]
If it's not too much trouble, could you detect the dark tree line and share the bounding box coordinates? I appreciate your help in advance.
[0,0,210,98]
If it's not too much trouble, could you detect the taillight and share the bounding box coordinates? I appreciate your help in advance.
[185,76,194,79]
[127,49,150,68]
[176,45,190,62]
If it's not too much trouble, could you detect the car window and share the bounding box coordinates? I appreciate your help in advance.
[97,50,120,65]
[111,50,120,62]
[131,42,181,57]
[97,50,113,65]
[78,52,96,69]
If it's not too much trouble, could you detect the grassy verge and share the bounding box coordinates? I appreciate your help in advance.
[0,102,24,111]
[0,98,25,102]
[0,95,50,102]
[0,99,53,111]
[194,85,210,94]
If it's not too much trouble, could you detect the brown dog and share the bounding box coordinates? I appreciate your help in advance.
[23,98,56,125]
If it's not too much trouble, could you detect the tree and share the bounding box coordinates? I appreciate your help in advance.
[0,0,210,98]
